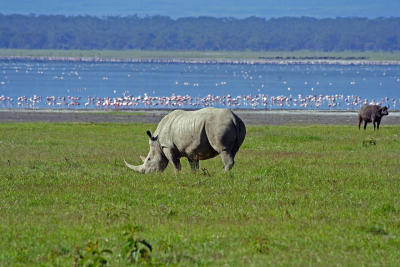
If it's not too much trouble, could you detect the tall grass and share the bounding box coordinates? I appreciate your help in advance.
[0,123,399,265]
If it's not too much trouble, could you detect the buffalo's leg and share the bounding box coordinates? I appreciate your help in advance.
[358,118,362,130]
[163,148,181,171]
[377,119,381,130]
[373,120,377,131]
[364,121,368,130]
[188,158,199,171]
[220,150,234,172]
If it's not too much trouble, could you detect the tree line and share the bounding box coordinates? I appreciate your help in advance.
[0,14,399,51]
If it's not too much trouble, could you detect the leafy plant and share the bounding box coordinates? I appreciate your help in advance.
[73,240,112,267]
[254,237,270,254]
[362,137,377,147]
[123,224,152,263]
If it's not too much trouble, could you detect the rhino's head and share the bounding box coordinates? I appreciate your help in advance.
[124,130,168,174]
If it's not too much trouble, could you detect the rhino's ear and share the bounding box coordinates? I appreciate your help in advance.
[140,155,146,162]
[146,130,158,141]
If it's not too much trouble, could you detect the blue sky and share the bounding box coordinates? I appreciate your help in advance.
[1,0,399,18]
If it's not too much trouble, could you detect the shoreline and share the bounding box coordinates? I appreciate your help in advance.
[1,56,400,65]
[1,109,399,125]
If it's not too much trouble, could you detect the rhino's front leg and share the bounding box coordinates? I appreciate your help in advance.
[220,150,234,172]
[188,158,199,171]
[163,148,181,171]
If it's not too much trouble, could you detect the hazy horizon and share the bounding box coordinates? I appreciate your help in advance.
[1,0,400,18]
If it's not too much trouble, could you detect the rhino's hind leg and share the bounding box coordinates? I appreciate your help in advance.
[188,158,199,171]
[220,150,234,172]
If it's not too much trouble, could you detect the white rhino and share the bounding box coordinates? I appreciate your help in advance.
[124,107,246,173]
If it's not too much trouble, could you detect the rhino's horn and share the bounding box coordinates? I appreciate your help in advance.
[124,159,145,173]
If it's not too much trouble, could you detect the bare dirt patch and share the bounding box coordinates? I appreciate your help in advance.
[1,109,400,126]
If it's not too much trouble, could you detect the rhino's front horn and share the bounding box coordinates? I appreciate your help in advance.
[124,159,145,173]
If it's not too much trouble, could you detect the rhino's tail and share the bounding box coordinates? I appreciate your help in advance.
[232,113,246,156]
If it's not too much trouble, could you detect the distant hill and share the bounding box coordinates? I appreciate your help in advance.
[0,15,399,51]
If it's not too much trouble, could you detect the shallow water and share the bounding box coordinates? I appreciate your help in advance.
[0,61,399,110]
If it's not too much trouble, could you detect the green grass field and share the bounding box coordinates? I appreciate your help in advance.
[1,122,400,265]
[2,49,400,61]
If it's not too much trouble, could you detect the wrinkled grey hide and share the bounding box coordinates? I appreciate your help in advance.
[124,107,246,173]
[358,105,389,130]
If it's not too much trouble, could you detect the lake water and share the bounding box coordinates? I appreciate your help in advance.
[0,61,399,110]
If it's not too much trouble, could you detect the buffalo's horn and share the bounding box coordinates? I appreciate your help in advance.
[124,159,145,173]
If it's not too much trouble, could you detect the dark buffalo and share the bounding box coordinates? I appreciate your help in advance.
[358,105,389,130]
